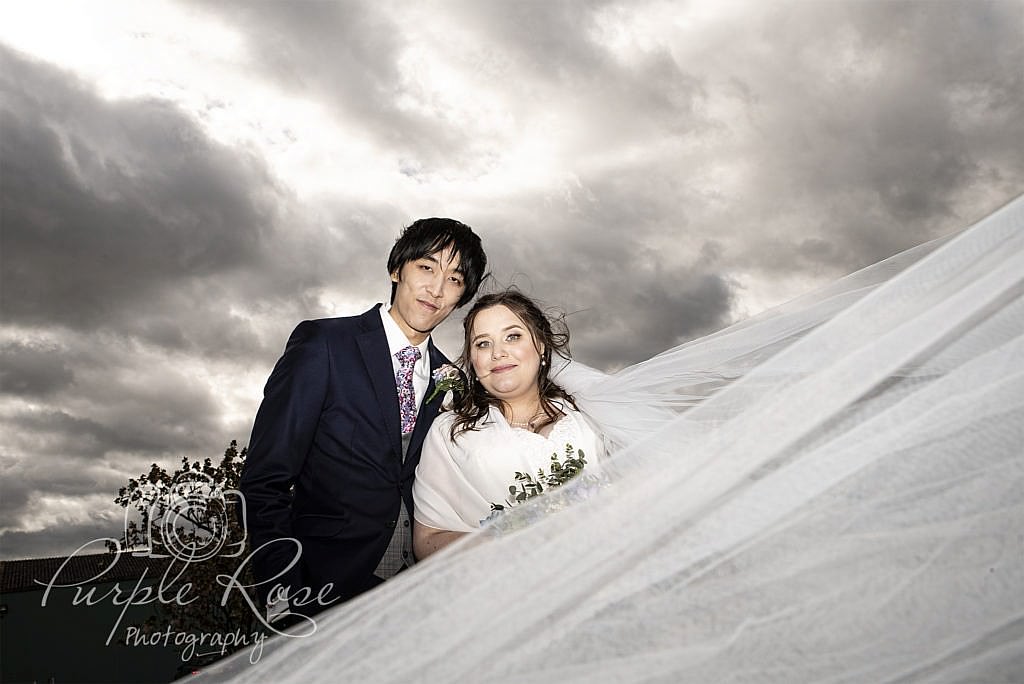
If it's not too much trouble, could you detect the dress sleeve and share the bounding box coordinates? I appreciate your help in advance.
[575,409,607,465]
[413,416,480,533]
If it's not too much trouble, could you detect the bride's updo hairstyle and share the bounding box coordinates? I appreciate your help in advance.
[450,289,579,440]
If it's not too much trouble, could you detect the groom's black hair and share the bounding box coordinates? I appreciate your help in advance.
[387,217,487,307]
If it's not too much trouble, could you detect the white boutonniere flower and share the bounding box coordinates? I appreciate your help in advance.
[425,363,465,404]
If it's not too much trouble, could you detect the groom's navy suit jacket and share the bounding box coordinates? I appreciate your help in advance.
[240,305,448,609]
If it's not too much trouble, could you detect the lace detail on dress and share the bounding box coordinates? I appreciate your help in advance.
[509,409,579,447]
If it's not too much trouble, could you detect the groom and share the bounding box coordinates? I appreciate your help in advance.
[240,218,487,617]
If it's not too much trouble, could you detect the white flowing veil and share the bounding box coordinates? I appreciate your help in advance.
[199,196,1023,682]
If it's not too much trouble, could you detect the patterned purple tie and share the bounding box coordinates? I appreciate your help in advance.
[396,346,422,434]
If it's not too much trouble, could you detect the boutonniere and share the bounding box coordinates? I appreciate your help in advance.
[425,363,465,403]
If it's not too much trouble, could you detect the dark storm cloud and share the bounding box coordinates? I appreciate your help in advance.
[1,0,1021,563]
[0,440,125,504]
[564,270,733,369]
[0,44,403,367]
[0,524,122,561]
[0,341,75,396]
[0,445,127,560]
[400,0,1021,353]
[5,395,218,460]
[0,46,422,560]
[0,484,30,531]
[473,186,733,370]
[1,46,278,346]
[724,0,1024,274]
[0,47,298,559]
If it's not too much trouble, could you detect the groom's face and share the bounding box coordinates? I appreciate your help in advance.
[389,246,465,345]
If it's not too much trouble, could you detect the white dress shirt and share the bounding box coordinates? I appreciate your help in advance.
[379,306,431,409]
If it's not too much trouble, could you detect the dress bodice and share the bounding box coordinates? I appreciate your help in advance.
[413,404,602,532]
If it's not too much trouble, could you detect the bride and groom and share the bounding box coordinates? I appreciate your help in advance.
[240,217,595,618]
[206,197,1024,681]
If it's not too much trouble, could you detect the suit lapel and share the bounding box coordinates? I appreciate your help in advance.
[356,307,404,461]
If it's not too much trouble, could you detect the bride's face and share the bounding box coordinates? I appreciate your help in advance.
[469,304,544,402]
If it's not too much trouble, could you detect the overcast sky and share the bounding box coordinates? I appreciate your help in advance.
[1,0,1021,560]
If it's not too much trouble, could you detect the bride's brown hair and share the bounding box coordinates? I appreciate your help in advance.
[449,289,579,440]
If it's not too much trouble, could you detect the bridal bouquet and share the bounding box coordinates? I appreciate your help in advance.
[493,442,587,509]
[482,443,606,531]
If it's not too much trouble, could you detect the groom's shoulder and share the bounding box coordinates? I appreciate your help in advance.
[428,340,452,365]
[280,308,382,353]
[294,306,382,335]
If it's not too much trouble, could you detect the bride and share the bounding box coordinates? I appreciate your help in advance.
[197,195,1023,682]
[413,290,604,557]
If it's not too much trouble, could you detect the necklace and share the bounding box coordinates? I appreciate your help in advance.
[508,405,544,430]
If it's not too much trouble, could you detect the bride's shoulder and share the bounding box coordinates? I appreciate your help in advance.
[558,401,589,425]
[435,409,458,423]
[430,408,497,436]
[559,404,602,447]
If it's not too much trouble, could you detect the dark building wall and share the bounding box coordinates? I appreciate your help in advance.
[1,580,181,684]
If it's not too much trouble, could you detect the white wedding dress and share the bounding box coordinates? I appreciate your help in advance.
[197,195,1023,682]
[413,404,603,532]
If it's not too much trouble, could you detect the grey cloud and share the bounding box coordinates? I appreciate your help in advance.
[0,46,274,338]
[472,189,734,369]
[201,0,404,100]
[0,341,75,396]
[0,464,30,522]
[567,271,733,369]
[0,430,255,561]
[0,45,393,365]
[0,449,124,560]
[448,0,710,146]
[3,403,209,462]
[447,0,611,74]
[722,1,1024,273]
[187,0,465,169]
[0,47,423,565]
[0,524,122,561]
[190,0,708,176]
[1,0,1022,562]
[0,451,122,515]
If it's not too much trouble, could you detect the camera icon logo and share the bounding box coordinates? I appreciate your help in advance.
[128,471,248,562]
